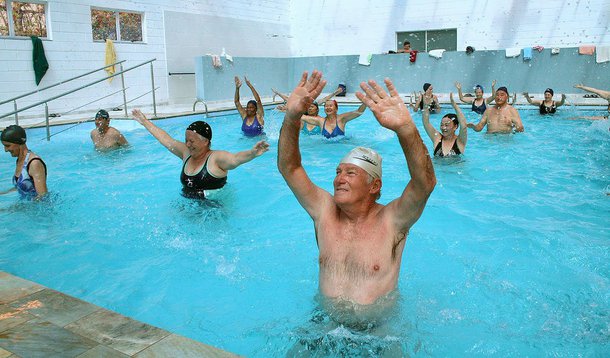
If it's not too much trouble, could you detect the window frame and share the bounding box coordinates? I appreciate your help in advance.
[396,28,457,52]
[1,0,50,39]
[90,6,145,44]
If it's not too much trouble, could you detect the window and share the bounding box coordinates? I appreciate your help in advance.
[0,0,48,38]
[397,29,457,52]
[91,8,143,42]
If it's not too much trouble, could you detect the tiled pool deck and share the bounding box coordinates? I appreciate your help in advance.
[0,271,238,358]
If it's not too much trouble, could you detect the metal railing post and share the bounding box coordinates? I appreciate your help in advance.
[44,103,50,141]
[150,62,157,117]
[13,100,19,125]
[120,63,128,117]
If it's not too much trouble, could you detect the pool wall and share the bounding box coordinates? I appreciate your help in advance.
[196,48,609,101]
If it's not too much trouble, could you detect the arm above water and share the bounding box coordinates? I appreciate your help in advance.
[455,82,473,104]
[523,92,541,106]
[467,110,488,132]
[356,78,436,232]
[574,84,610,100]
[278,71,333,220]
[486,80,497,104]
[451,93,468,152]
[132,109,187,159]
[511,107,524,132]
[213,140,269,174]
[246,77,265,125]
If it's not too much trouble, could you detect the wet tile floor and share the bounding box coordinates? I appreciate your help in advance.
[0,271,238,357]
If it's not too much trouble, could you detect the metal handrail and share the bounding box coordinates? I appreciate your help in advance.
[193,99,208,118]
[0,59,156,120]
[0,60,126,106]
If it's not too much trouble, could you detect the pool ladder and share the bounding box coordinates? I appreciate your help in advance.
[193,100,208,118]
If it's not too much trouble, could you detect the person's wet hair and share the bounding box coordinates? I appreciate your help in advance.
[247,100,257,109]
[444,113,459,126]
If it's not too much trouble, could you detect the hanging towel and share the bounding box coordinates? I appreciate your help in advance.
[578,45,595,55]
[105,39,116,83]
[551,48,560,55]
[409,50,418,63]
[224,53,233,63]
[212,55,222,68]
[31,36,49,86]
[595,46,610,63]
[358,53,372,66]
[428,49,445,59]
[533,45,544,52]
[523,47,533,61]
[505,47,521,57]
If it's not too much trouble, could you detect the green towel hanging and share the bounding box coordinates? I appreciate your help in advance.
[31,36,49,85]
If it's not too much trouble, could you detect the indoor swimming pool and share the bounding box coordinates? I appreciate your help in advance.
[0,105,608,356]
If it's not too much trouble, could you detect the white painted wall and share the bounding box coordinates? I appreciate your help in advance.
[289,0,610,56]
[1,0,608,121]
[0,0,291,120]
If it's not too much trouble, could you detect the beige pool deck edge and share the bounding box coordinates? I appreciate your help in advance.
[0,271,239,358]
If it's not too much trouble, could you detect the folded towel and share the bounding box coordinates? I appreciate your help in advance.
[595,46,610,63]
[505,47,521,57]
[579,45,595,55]
[523,47,533,61]
[533,45,544,52]
[551,47,560,55]
[104,39,116,83]
[212,55,222,68]
[31,36,49,85]
[358,53,372,66]
[428,49,445,59]
[409,50,418,63]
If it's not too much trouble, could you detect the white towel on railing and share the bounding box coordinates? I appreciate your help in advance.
[212,55,222,68]
[505,47,521,57]
[596,46,610,63]
[358,53,372,66]
[551,48,560,55]
[428,49,445,59]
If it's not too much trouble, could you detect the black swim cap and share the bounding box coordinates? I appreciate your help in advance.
[544,88,554,96]
[96,109,109,119]
[1,125,26,144]
[187,121,212,141]
[497,86,509,95]
[423,83,432,91]
[247,100,257,109]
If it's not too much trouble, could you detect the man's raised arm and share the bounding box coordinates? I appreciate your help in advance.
[277,71,330,219]
[356,78,436,231]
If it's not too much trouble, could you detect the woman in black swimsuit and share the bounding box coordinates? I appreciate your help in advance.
[131,109,269,199]
[421,93,467,157]
[411,83,441,113]
[455,81,497,114]
[523,88,566,114]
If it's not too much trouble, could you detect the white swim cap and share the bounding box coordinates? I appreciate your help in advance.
[340,147,382,179]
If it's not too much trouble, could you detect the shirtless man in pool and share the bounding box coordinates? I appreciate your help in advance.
[467,86,524,133]
[278,70,436,307]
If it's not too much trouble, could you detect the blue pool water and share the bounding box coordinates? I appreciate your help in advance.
[1,105,608,356]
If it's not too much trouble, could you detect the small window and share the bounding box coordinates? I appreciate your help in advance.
[0,0,48,38]
[397,29,457,52]
[0,1,8,36]
[91,8,143,42]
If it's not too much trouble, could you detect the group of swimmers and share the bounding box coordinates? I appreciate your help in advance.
[1,71,609,325]
[1,76,608,201]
